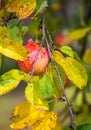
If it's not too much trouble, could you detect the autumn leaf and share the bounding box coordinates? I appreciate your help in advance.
[6,0,21,12]
[10,101,57,130]
[0,40,29,60]
[32,111,57,130]
[16,0,36,19]
[10,101,40,129]
[69,27,90,41]
[0,26,29,60]
[0,69,30,95]
[53,50,88,88]
[61,27,90,45]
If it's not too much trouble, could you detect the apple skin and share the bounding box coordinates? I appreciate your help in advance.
[18,39,49,75]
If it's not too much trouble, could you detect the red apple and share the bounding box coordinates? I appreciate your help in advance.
[55,34,67,46]
[18,39,49,75]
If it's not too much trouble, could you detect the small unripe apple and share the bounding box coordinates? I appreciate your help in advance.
[18,39,49,75]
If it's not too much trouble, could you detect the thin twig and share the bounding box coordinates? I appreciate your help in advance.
[29,10,46,80]
[46,28,55,50]
[48,95,66,104]
[59,88,78,116]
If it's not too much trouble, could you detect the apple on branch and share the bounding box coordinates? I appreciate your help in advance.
[18,39,49,75]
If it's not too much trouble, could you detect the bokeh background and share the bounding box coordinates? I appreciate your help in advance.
[1,0,91,130]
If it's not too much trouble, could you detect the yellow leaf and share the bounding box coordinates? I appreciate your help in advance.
[6,0,21,12]
[1,69,30,81]
[10,101,57,130]
[0,40,29,60]
[32,111,57,130]
[69,27,90,41]
[83,49,91,66]
[53,50,88,88]
[0,26,29,60]
[0,69,30,95]
[10,101,41,129]
[16,0,36,19]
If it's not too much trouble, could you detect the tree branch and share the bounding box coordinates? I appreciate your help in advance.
[41,7,76,129]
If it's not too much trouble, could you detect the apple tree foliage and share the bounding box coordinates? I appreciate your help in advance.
[0,0,91,130]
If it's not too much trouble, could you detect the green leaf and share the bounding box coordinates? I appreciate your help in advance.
[60,46,81,61]
[39,74,54,100]
[51,63,66,97]
[53,51,88,89]
[75,91,83,106]
[76,124,91,130]
[35,0,48,17]
[7,18,19,28]
[20,26,28,36]
[8,26,23,43]
[0,69,30,95]
[28,18,41,36]
[60,46,75,57]
[25,82,49,110]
